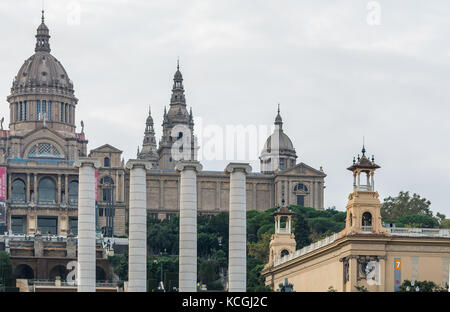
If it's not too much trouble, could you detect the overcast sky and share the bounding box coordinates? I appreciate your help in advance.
[1,0,449,217]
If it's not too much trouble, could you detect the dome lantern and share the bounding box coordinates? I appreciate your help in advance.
[35,10,51,53]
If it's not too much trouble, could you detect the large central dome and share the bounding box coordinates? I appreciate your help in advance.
[10,12,74,95]
[12,52,74,94]
[7,11,79,138]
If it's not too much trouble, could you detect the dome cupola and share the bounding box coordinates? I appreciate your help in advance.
[260,105,297,173]
[7,11,78,136]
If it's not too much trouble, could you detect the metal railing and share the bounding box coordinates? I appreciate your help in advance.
[361,226,373,233]
[274,233,340,267]
[388,227,450,237]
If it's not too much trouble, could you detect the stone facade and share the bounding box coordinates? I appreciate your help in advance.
[2,12,326,240]
[262,147,450,292]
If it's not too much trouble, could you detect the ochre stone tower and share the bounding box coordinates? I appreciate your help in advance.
[267,204,297,267]
[340,145,388,236]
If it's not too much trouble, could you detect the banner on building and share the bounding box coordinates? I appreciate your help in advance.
[95,170,99,232]
[0,167,6,226]
[394,258,402,292]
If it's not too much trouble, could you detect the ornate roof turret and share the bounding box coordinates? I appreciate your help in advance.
[260,106,297,173]
[275,104,283,129]
[137,106,158,166]
[347,145,380,172]
[35,10,51,53]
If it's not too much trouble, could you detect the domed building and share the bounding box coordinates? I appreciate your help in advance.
[260,106,298,173]
[0,10,327,283]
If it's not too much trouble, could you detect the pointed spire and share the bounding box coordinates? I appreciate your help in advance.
[361,137,366,156]
[275,103,283,129]
[35,10,51,53]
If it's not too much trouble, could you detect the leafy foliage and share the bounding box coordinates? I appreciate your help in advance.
[399,280,448,292]
[0,251,12,288]
[381,191,432,220]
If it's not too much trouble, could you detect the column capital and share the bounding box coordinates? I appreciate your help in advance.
[225,162,252,174]
[126,159,152,170]
[175,160,203,173]
[73,157,101,169]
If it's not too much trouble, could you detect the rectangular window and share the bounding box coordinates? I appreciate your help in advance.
[60,102,64,122]
[37,100,41,120]
[15,103,18,122]
[102,188,112,202]
[11,216,25,234]
[37,216,58,235]
[65,104,68,123]
[19,102,23,121]
[48,101,52,121]
[99,208,104,217]
[68,105,71,124]
[69,218,78,236]
[42,100,47,120]
[24,101,27,120]
[297,195,304,206]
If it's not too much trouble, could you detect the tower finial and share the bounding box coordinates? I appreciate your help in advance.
[278,103,280,114]
[177,57,180,70]
[42,10,45,23]
[362,136,366,156]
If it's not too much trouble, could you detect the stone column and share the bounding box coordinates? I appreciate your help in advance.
[65,175,69,203]
[159,180,164,209]
[33,174,38,203]
[8,174,12,201]
[26,173,30,202]
[74,158,100,292]
[57,174,61,204]
[126,160,151,292]
[175,161,203,292]
[225,163,252,292]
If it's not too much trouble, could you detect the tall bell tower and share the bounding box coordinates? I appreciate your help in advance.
[267,200,297,268]
[157,62,197,170]
[340,145,388,236]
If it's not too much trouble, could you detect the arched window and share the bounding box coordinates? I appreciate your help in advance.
[281,249,290,258]
[12,179,26,203]
[362,212,373,232]
[28,143,63,159]
[104,157,110,167]
[293,183,308,192]
[38,178,56,203]
[68,181,78,205]
[100,176,114,202]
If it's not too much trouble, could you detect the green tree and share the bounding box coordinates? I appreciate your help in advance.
[248,232,272,262]
[198,259,217,284]
[395,214,439,228]
[381,191,432,220]
[0,252,13,289]
[440,219,450,229]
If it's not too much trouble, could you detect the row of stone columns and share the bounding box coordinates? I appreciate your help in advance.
[74,158,251,292]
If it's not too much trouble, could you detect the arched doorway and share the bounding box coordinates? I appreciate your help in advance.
[49,265,69,280]
[14,264,34,279]
[96,266,106,282]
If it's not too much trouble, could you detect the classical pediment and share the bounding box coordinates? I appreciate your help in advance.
[90,144,122,154]
[277,162,326,177]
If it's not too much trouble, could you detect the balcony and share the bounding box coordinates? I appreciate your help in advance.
[361,226,373,233]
